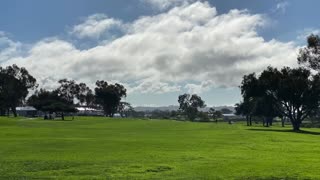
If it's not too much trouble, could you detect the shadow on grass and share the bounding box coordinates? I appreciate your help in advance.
[44,119,74,122]
[247,128,320,135]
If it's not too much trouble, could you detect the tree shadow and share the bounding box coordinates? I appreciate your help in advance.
[44,119,74,122]
[247,128,320,135]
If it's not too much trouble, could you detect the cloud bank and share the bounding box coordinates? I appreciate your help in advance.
[0,1,298,94]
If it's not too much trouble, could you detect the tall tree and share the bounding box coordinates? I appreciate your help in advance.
[235,101,253,126]
[0,65,37,117]
[298,34,320,70]
[56,79,80,103]
[94,81,127,117]
[76,83,95,107]
[178,94,206,121]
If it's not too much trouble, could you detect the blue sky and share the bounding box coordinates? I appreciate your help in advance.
[0,0,319,107]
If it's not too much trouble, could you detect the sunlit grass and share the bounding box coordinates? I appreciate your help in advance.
[0,116,320,179]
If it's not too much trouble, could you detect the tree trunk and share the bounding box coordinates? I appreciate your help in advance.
[11,107,17,117]
[292,122,300,131]
[281,117,285,127]
[61,112,64,120]
[246,115,249,126]
[0,109,5,116]
[249,116,252,126]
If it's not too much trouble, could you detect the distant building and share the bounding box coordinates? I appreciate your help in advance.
[16,106,38,117]
[222,114,241,121]
[76,107,104,116]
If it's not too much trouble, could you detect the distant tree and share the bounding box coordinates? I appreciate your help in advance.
[0,64,37,117]
[220,108,233,114]
[28,89,77,120]
[94,81,127,117]
[76,83,95,107]
[198,111,210,122]
[235,100,255,126]
[56,79,80,103]
[298,34,320,70]
[117,102,133,118]
[208,108,222,123]
[178,94,206,121]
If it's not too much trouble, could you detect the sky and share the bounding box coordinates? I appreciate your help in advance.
[0,0,320,107]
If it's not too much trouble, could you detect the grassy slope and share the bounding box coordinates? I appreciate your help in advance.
[0,117,320,179]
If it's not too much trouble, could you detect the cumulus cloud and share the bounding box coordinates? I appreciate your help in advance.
[70,13,123,39]
[0,32,22,63]
[1,2,298,94]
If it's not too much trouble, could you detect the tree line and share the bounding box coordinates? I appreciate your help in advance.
[236,34,320,131]
[0,67,129,120]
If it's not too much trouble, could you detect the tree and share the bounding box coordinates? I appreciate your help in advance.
[298,34,320,70]
[238,73,261,126]
[117,102,133,118]
[240,66,320,131]
[0,64,37,117]
[235,100,255,126]
[28,89,77,120]
[178,94,206,121]
[56,79,80,103]
[208,108,222,123]
[76,83,95,107]
[94,81,127,117]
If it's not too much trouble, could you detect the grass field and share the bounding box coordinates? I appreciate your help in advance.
[1,117,320,179]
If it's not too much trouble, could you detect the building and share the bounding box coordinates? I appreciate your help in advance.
[76,107,104,116]
[16,106,38,117]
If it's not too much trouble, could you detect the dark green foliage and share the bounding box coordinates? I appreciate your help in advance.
[77,83,95,107]
[0,64,37,117]
[28,89,77,120]
[239,66,320,131]
[117,102,133,117]
[94,81,127,117]
[198,111,210,122]
[208,108,222,123]
[178,94,206,121]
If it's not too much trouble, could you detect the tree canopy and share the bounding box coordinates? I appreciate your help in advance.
[0,64,37,116]
[94,81,127,117]
[178,93,206,121]
[239,66,320,131]
[298,34,320,70]
[28,89,77,120]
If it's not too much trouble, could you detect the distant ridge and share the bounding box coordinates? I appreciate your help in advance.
[134,105,235,112]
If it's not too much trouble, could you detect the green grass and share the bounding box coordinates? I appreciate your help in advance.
[1,116,320,179]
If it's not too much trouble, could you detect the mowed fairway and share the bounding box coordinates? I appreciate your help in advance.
[1,117,320,179]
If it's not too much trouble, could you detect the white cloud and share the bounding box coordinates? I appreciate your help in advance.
[1,2,298,94]
[0,32,22,63]
[297,28,320,42]
[141,0,198,10]
[70,13,123,39]
[274,1,289,14]
[185,80,214,94]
